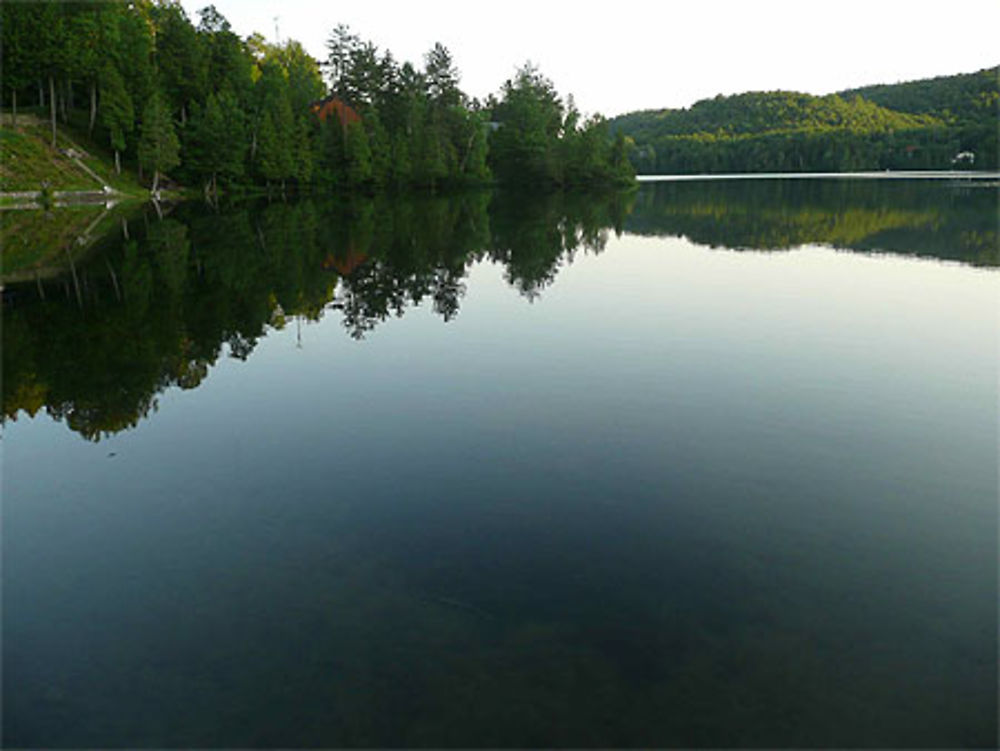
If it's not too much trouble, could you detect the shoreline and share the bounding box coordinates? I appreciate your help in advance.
[636,170,1000,182]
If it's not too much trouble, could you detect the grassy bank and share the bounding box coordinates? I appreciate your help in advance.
[0,111,147,196]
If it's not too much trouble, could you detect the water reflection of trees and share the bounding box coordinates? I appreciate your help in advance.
[626,179,998,266]
[2,189,633,440]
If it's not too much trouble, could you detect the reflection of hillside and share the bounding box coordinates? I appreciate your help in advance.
[0,202,139,282]
[626,179,998,266]
[2,190,632,441]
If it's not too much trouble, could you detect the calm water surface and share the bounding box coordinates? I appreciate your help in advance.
[3,179,997,747]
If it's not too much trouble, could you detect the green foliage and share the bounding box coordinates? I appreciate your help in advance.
[344,121,374,186]
[113,3,155,108]
[1,3,34,98]
[99,62,133,167]
[612,69,1000,173]
[185,91,245,187]
[839,66,999,124]
[489,64,634,188]
[425,42,462,107]
[272,40,326,114]
[138,93,181,182]
[199,9,254,102]
[152,1,206,120]
[256,112,287,184]
[2,6,631,193]
[489,63,563,185]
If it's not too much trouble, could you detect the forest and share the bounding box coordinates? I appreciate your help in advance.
[0,1,634,195]
[611,67,999,173]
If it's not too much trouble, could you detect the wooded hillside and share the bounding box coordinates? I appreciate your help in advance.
[610,67,999,173]
[1,1,633,195]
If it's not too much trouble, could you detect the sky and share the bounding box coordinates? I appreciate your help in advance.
[180,0,1000,117]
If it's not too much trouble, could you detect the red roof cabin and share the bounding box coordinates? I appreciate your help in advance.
[311,96,362,131]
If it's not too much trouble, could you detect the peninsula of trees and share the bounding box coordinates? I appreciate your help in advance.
[0,1,633,194]
[610,67,999,173]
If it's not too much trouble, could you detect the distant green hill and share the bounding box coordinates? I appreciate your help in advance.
[838,66,999,124]
[611,67,999,173]
[611,90,940,141]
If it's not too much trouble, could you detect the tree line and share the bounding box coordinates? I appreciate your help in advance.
[0,1,634,193]
[611,69,999,173]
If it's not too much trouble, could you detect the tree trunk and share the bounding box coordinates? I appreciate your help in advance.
[38,79,44,107]
[114,149,121,175]
[49,76,57,148]
[459,131,476,173]
[60,80,68,123]
[152,169,159,193]
[11,90,16,127]
[250,129,257,161]
[89,81,97,136]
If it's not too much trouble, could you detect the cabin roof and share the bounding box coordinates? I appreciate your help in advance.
[310,96,362,129]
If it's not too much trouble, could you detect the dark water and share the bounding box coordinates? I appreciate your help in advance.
[3,179,997,747]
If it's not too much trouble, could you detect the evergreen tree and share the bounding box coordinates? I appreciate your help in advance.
[113,3,155,110]
[152,2,206,123]
[293,118,314,184]
[257,109,294,188]
[138,93,181,192]
[489,63,563,186]
[30,2,71,146]
[324,24,360,99]
[1,3,33,125]
[344,120,374,187]
[186,91,245,194]
[364,110,392,185]
[99,63,134,174]
[424,42,461,107]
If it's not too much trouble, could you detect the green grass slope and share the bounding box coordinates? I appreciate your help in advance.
[0,113,145,194]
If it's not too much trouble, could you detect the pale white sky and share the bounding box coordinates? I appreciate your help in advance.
[180,0,1000,117]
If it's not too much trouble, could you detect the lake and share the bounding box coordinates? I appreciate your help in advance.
[3,177,997,747]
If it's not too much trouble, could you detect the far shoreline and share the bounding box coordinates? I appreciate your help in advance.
[637,171,1000,182]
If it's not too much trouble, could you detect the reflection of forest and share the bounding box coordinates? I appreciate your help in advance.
[6,180,994,441]
[2,190,632,441]
[626,179,999,266]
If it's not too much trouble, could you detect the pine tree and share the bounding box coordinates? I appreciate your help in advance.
[344,121,373,187]
[293,118,313,184]
[138,93,181,193]
[99,63,134,174]
[186,91,245,194]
